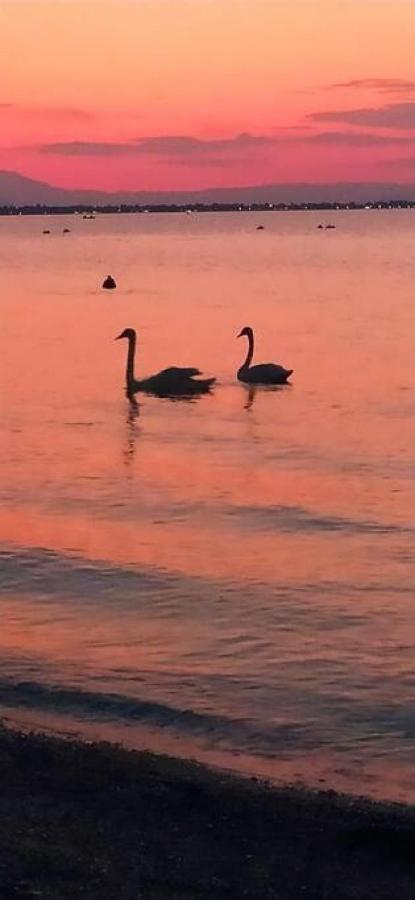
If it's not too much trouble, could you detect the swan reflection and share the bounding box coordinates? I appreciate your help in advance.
[244,385,257,411]
[242,382,291,411]
[123,396,140,467]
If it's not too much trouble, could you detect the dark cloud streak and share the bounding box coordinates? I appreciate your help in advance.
[40,140,137,156]
[329,78,415,95]
[381,156,415,168]
[35,128,415,159]
[300,131,415,146]
[309,102,415,130]
[37,133,277,156]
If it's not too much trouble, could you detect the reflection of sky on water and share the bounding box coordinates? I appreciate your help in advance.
[0,210,413,801]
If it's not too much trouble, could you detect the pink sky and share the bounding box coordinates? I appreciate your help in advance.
[1,0,414,191]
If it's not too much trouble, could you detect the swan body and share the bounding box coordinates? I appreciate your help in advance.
[237,326,293,384]
[116,328,215,397]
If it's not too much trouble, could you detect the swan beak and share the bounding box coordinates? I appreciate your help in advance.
[114,333,123,340]
[237,330,243,338]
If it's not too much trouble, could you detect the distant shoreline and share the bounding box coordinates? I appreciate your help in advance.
[1,200,415,216]
[0,724,414,899]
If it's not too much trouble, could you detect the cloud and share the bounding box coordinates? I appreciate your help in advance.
[162,156,234,168]
[28,127,415,163]
[381,156,415,168]
[309,102,415,130]
[145,133,278,154]
[30,128,415,162]
[299,131,415,146]
[37,133,277,156]
[272,124,313,132]
[39,140,138,155]
[329,79,415,95]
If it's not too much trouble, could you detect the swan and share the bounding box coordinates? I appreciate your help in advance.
[115,328,216,397]
[237,326,293,384]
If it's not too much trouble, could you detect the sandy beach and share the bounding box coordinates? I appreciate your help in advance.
[0,725,414,899]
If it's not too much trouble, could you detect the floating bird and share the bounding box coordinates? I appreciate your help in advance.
[256,225,264,230]
[237,327,293,384]
[103,275,117,290]
[115,328,216,397]
[42,229,50,234]
[63,228,70,234]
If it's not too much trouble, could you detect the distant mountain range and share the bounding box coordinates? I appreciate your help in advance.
[1,169,415,207]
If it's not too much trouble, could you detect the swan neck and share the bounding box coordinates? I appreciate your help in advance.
[126,334,136,387]
[244,332,254,368]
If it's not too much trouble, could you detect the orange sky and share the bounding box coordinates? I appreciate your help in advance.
[1,0,414,191]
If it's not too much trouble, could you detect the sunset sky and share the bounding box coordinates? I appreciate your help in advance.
[1,0,414,191]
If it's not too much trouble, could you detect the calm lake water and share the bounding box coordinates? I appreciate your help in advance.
[0,210,414,802]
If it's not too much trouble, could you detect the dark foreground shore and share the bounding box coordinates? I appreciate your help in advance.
[0,726,414,899]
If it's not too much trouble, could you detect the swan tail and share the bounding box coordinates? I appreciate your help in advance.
[179,367,202,378]
[188,376,216,393]
[196,377,216,387]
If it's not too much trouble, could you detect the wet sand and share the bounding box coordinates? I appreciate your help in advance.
[0,725,414,899]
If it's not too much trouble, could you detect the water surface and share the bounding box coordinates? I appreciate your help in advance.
[0,210,413,801]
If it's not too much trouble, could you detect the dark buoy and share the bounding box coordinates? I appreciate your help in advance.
[102,275,116,290]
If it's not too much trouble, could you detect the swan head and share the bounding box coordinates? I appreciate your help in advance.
[237,326,253,339]
[115,328,136,341]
